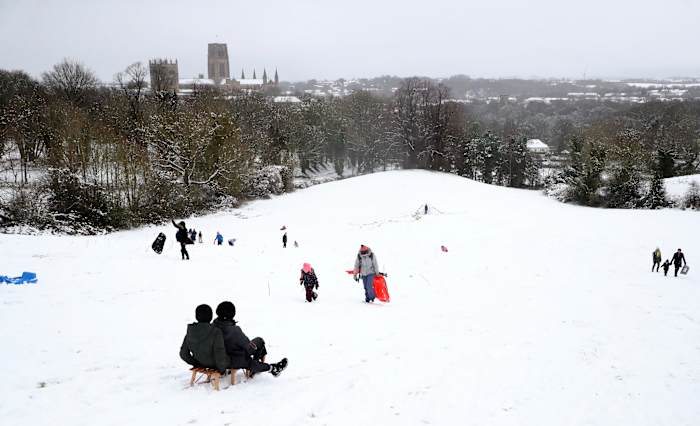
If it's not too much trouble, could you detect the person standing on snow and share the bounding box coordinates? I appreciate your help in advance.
[282,232,288,248]
[198,231,203,243]
[299,263,319,302]
[652,248,662,272]
[353,245,381,303]
[172,219,192,260]
[212,301,288,377]
[214,232,224,246]
[671,248,687,277]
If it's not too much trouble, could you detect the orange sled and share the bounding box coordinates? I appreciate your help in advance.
[373,275,390,303]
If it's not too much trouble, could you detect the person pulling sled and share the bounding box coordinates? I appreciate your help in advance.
[353,245,381,303]
[299,263,319,302]
[671,248,687,277]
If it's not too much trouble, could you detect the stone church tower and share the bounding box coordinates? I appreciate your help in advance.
[207,43,230,81]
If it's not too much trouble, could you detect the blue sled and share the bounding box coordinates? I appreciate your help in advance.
[0,272,38,285]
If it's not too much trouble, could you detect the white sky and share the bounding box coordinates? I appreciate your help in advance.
[1,0,699,82]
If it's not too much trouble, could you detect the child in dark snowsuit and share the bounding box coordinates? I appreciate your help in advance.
[300,263,319,302]
[662,260,671,276]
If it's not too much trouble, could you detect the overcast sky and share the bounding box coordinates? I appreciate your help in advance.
[1,0,699,82]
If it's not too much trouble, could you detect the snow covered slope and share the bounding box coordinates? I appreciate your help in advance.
[1,170,699,426]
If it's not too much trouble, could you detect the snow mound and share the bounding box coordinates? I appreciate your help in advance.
[1,170,698,426]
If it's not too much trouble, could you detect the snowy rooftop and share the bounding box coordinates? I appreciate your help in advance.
[179,78,215,86]
[527,139,550,150]
[273,96,302,103]
[239,79,264,86]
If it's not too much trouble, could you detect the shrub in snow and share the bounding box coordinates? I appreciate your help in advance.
[243,165,287,198]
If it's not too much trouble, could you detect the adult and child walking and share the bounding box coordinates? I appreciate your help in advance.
[652,247,688,277]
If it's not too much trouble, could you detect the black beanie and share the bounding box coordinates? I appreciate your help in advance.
[195,304,213,323]
[216,301,236,320]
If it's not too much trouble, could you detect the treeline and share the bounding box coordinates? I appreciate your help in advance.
[1,60,699,233]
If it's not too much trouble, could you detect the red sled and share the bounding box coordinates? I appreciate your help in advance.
[373,275,391,303]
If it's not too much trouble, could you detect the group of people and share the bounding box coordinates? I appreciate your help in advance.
[297,245,382,304]
[652,248,688,277]
[180,302,288,379]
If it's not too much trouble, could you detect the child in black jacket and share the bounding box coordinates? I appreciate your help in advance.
[662,259,671,276]
[300,263,319,302]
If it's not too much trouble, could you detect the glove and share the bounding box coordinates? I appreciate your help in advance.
[353,274,359,282]
[315,284,319,289]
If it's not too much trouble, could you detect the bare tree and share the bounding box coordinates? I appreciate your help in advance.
[115,62,148,124]
[42,59,99,104]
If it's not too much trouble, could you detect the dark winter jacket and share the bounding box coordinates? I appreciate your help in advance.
[300,269,319,289]
[282,233,288,243]
[212,318,255,369]
[671,252,687,266]
[662,260,671,271]
[179,322,230,373]
[173,220,191,244]
[653,249,661,262]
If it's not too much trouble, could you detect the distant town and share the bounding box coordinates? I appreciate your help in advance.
[144,42,700,105]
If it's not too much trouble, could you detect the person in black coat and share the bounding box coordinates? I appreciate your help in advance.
[179,304,230,373]
[172,219,192,260]
[671,248,687,277]
[212,301,287,377]
[282,232,288,248]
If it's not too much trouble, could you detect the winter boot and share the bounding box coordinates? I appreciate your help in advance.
[312,292,318,301]
[270,358,288,377]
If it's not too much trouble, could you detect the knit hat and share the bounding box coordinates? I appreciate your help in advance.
[302,263,312,273]
[216,301,236,320]
[360,245,369,252]
[195,304,213,323]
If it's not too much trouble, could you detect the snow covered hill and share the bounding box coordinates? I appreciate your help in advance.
[1,170,698,426]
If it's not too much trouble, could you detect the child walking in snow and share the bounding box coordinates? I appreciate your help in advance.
[300,263,319,302]
[662,259,671,276]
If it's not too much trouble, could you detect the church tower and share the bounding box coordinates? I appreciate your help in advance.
[207,43,230,81]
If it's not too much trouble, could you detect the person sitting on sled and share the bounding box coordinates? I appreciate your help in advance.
[299,263,319,302]
[212,301,288,377]
[179,304,230,373]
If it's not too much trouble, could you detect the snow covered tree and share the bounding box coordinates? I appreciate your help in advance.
[684,181,700,209]
[605,129,647,208]
[641,172,669,209]
[495,135,534,188]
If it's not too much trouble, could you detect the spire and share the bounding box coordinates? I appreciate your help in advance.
[274,68,279,85]
[241,69,245,79]
[253,68,257,79]
[263,69,268,84]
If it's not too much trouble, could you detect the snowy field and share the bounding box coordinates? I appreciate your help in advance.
[1,170,699,426]
[664,174,700,204]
